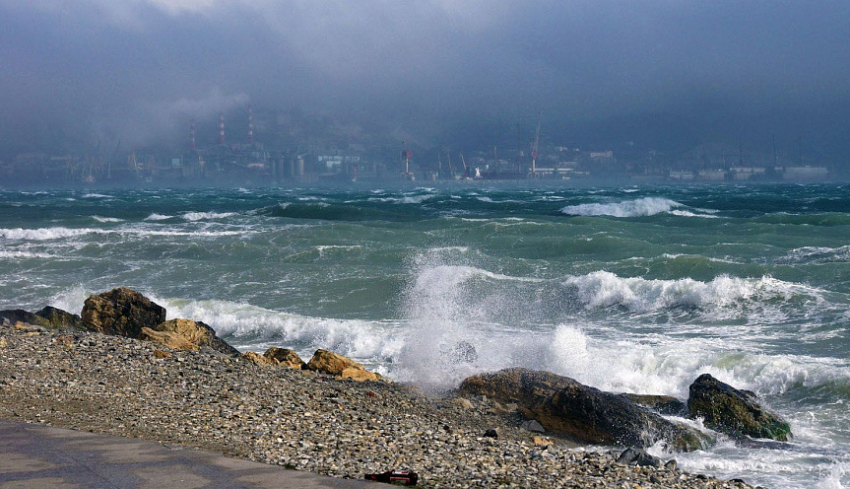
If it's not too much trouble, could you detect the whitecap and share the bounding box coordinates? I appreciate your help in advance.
[144,213,173,221]
[561,197,683,217]
[0,227,102,241]
[182,211,237,221]
[92,216,124,223]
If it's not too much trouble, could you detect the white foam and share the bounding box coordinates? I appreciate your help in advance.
[400,194,434,204]
[563,271,820,318]
[669,209,720,218]
[81,193,111,199]
[48,286,91,315]
[561,197,683,217]
[391,255,848,401]
[0,225,249,241]
[315,245,363,257]
[182,211,237,221]
[123,229,245,238]
[0,227,103,241]
[144,213,173,221]
[0,250,54,259]
[92,216,124,223]
[784,245,850,264]
[163,299,403,368]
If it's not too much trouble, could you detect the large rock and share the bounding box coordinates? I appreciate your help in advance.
[82,287,166,338]
[35,306,84,330]
[241,351,278,366]
[340,367,381,382]
[620,393,687,416]
[152,319,239,355]
[306,349,381,382]
[0,307,83,331]
[263,347,305,369]
[138,327,198,351]
[459,368,711,451]
[0,309,48,328]
[688,373,792,441]
[306,349,364,375]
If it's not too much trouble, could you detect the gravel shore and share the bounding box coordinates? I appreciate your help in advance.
[0,323,763,489]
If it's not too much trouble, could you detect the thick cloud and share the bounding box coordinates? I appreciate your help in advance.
[1,0,849,157]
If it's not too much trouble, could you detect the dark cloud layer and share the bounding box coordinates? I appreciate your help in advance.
[1,0,849,159]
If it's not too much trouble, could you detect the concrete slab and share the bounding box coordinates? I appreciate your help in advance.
[0,420,374,488]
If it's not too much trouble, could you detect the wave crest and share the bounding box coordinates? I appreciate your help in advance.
[561,197,683,217]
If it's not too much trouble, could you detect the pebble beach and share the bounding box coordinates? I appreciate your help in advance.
[0,321,762,489]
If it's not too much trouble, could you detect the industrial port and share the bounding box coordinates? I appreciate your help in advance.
[0,107,834,187]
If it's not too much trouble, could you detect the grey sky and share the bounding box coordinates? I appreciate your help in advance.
[2,0,849,158]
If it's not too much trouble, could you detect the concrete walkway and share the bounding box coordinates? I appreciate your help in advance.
[0,420,373,488]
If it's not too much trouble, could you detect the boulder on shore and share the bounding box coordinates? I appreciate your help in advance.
[241,351,278,366]
[82,287,166,338]
[0,307,84,331]
[139,327,198,351]
[306,349,381,382]
[688,373,792,441]
[263,347,305,369]
[459,368,711,451]
[36,306,85,330]
[152,319,239,355]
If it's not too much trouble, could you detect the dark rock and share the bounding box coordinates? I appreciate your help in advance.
[617,447,662,467]
[35,307,84,330]
[0,310,47,327]
[664,459,678,471]
[459,368,712,451]
[81,287,166,338]
[688,373,792,441]
[0,307,83,331]
[620,393,687,416]
[520,420,546,433]
[483,429,499,438]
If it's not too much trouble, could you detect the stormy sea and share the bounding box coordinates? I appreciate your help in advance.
[1,183,848,489]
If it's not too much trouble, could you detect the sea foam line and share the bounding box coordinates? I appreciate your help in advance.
[0,226,249,241]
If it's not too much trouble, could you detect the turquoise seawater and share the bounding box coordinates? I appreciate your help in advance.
[1,183,849,488]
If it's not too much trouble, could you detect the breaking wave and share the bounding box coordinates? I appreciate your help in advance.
[0,227,103,241]
[92,216,124,223]
[782,245,850,264]
[144,213,173,221]
[563,271,820,316]
[561,197,684,217]
[181,211,237,221]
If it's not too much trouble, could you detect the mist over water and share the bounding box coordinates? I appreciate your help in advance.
[2,184,850,488]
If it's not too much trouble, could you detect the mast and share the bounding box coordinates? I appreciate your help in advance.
[531,111,542,177]
[516,122,523,174]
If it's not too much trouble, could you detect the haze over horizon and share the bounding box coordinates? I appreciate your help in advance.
[2,0,849,162]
